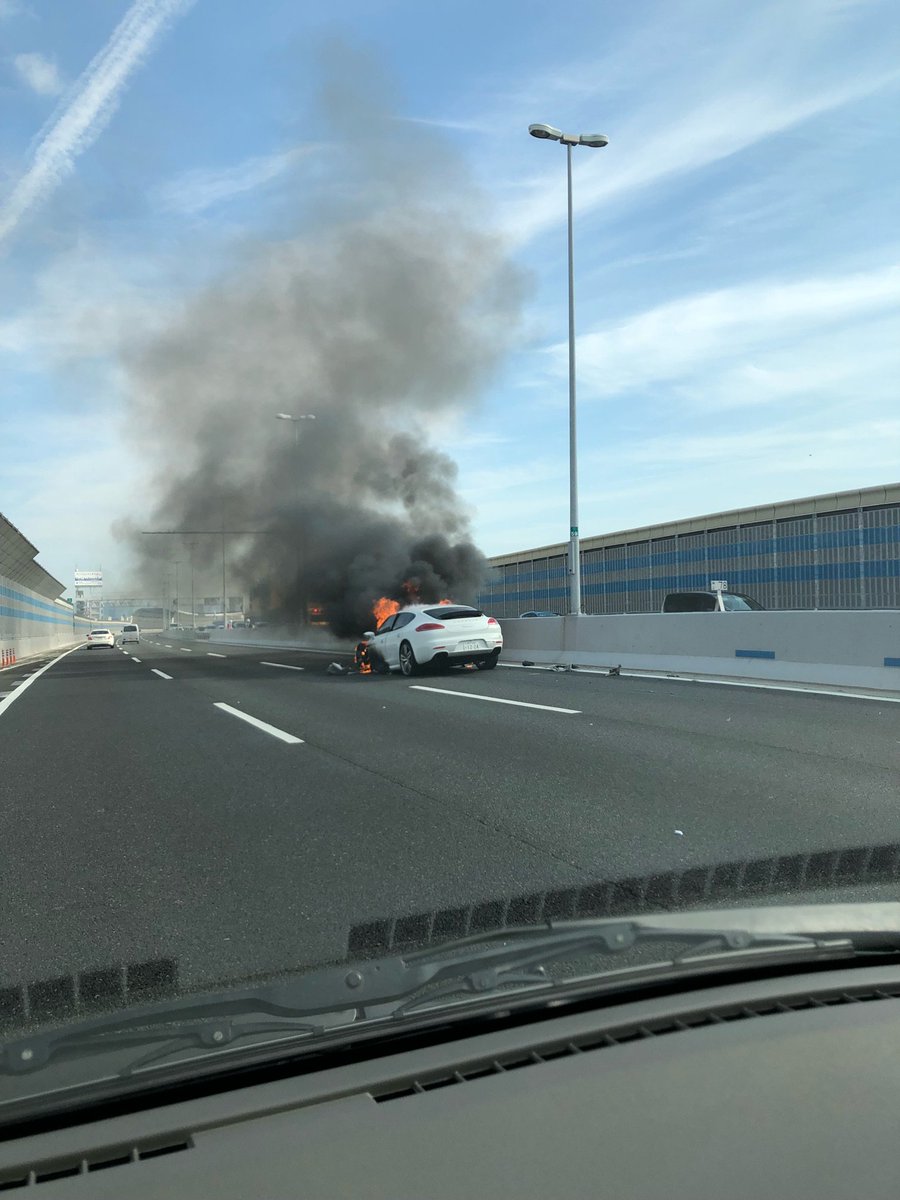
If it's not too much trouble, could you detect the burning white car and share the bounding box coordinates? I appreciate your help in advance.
[363,604,502,676]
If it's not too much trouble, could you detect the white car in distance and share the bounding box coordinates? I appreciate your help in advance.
[364,605,503,676]
[85,628,115,649]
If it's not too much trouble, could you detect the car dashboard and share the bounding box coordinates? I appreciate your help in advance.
[3,962,900,1197]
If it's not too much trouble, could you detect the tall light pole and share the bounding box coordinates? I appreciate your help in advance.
[276,412,316,446]
[529,123,609,616]
[189,542,196,628]
[173,559,181,626]
[276,413,316,623]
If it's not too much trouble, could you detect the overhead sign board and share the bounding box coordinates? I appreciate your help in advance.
[74,569,103,588]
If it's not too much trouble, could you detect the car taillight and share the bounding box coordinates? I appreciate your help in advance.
[487,617,498,625]
[415,622,445,631]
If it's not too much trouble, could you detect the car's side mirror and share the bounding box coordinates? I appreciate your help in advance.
[363,631,375,640]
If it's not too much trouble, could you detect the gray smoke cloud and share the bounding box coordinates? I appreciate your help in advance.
[122,44,526,636]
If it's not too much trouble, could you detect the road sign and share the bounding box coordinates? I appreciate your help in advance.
[710,579,728,592]
[74,569,103,588]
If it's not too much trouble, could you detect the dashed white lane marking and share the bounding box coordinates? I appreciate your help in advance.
[409,685,581,714]
[131,657,142,663]
[213,702,303,744]
[164,644,173,648]
[260,661,305,671]
[151,669,173,680]
[207,652,227,658]
[0,646,80,720]
[180,648,192,652]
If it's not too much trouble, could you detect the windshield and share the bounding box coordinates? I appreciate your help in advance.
[722,594,764,611]
[1,0,898,1123]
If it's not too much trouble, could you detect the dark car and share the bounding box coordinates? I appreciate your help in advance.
[519,610,561,618]
[662,590,765,613]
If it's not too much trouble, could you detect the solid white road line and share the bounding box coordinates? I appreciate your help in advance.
[213,702,303,744]
[409,685,581,714]
[131,657,142,663]
[500,662,900,704]
[207,652,227,658]
[260,661,305,671]
[0,645,80,720]
[151,669,173,680]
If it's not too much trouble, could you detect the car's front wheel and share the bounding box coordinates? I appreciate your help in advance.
[398,640,419,677]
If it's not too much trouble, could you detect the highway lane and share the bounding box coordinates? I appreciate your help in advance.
[2,634,899,1016]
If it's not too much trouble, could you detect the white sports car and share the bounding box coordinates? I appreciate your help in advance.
[364,604,503,676]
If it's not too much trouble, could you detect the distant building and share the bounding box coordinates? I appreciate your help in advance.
[478,482,900,616]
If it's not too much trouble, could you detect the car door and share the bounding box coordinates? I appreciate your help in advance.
[369,615,397,667]
[387,612,416,667]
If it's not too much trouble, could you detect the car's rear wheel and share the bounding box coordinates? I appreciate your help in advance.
[398,640,419,677]
[476,652,500,671]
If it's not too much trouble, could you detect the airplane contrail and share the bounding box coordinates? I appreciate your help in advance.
[0,0,195,250]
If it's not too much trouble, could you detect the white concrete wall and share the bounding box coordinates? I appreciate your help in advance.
[0,575,88,662]
[207,625,356,654]
[499,612,900,693]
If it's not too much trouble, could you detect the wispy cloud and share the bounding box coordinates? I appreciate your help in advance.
[156,147,313,216]
[395,115,491,134]
[502,71,899,244]
[620,418,900,477]
[14,51,64,96]
[548,261,900,402]
[0,0,194,250]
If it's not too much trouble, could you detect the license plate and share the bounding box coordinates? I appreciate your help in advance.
[458,640,486,652]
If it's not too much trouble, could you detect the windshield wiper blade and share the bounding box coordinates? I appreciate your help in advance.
[382,919,856,1017]
[0,918,860,1077]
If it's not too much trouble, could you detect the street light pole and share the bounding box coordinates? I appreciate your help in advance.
[565,140,580,617]
[528,123,609,616]
[275,413,316,623]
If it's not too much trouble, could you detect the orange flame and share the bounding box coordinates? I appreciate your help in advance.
[372,597,401,626]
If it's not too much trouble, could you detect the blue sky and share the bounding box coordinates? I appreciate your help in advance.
[1,0,899,591]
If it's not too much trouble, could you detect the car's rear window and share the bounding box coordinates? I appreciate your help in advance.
[424,606,482,620]
[123,625,138,631]
[90,629,110,635]
[663,594,717,612]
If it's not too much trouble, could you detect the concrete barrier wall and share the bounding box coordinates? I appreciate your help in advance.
[207,626,356,654]
[0,575,88,663]
[499,612,900,693]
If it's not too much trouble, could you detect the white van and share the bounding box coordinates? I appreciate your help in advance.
[121,623,141,644]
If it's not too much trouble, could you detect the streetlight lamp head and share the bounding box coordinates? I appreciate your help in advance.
[579,133,609,148]
[529,123,562,141]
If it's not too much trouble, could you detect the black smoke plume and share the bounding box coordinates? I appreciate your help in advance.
[123,45,526,636]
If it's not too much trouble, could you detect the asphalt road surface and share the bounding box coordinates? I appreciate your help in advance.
[2,634,898,1005]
